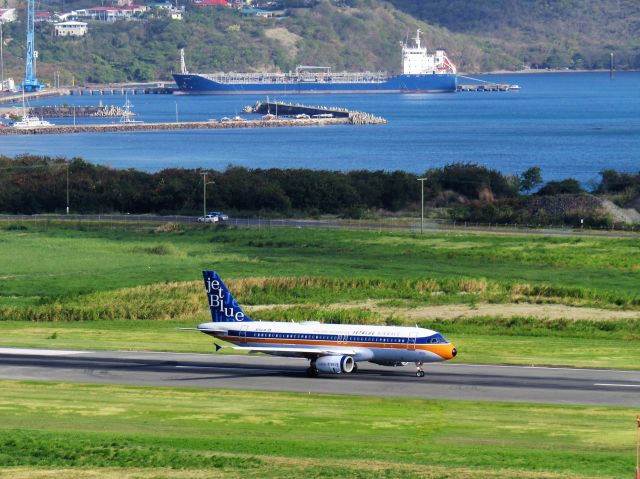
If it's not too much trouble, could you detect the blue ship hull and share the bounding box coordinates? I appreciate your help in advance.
[173,73,457,94]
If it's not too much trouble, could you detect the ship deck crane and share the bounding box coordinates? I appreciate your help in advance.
[22,0,43,92]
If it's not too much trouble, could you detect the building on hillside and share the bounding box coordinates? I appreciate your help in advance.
[241,7,272,17]
[0,8,16,23]
[193,0,229,7]
[54,20,88,36]
[146,2,184,19]
[74,5,148,21]
[35,11,56,22]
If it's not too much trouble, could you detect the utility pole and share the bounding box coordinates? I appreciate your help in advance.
[201,172,215,217]
[66,161,70,214]
[417,177,426,233]
[610,52,614,80]
[1,22,4,88]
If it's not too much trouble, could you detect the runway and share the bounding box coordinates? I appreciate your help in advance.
[1,347,639,406]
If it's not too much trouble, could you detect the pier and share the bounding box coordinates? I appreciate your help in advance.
[0,88,71,105]
[457,83,513,92]
[0,115,385,136]
[30,105,129,118]
[245,100,386,125]
[0,84,176,106]
[69,86,177,96]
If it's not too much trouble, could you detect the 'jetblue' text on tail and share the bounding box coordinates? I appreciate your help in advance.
[203,271,252,322]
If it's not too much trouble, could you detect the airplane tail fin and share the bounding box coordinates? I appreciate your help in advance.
[203,271,252,323]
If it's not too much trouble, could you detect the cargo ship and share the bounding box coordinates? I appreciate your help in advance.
[173,30,457,94]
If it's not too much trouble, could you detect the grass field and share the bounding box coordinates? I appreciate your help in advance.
[1,220,639,368]
[1,221,639,478]
[0,380,637,479]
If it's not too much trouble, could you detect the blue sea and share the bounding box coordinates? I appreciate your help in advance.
[1,72,639,183]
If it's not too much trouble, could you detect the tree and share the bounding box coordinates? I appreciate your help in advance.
[519,166,542,193]
[536,179,584,196]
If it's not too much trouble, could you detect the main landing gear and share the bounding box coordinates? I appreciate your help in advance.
[415,361,425,377]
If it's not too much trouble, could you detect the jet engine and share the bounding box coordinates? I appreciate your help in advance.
[314,355,355,374]
[371,361,409,367]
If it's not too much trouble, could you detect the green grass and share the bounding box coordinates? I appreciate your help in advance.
[1,319,639,370]
[0,380,635,478]
[1,220,639,307]
[1,220,639,368]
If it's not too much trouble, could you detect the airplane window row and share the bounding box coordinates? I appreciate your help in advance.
[246,332,412,343]
[236,332,445,344]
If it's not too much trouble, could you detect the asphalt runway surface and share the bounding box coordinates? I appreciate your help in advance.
[1,348,639,406]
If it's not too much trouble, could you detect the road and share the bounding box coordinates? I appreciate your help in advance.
[1,348,639,407]
[1,214,637,239]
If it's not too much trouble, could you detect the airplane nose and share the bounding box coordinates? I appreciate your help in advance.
[451,347,457,358]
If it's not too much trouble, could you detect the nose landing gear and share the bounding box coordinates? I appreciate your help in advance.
[415,361,425,377]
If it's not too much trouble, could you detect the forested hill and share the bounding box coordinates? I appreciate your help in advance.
[0,0,638,84]
[387,0,640,70]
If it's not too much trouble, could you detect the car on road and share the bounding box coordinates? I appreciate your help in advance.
[197,211,228,223]
[207,211,228,221]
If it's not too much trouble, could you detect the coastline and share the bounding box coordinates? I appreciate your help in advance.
[464,68,639,75]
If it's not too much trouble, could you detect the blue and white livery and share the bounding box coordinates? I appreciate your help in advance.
[191,271,457,377]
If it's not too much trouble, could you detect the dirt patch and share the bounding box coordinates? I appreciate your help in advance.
[251,301,640,321]
[0,462,601,479]
[601,199,640,224]
[264,27,302,57]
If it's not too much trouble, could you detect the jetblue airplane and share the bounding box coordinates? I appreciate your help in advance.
[191,271,457,377]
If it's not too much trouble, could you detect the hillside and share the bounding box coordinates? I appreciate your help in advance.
[0,0,638,85]
[387,0,640,70]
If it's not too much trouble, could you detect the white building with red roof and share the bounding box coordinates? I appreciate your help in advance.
[0,8,17,23]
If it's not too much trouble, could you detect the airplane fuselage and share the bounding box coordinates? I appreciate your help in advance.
[198,320,456,364]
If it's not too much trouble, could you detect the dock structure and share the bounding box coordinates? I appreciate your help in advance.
[69,85,177,96]
[457,83,512,92]
[0,115,386,136]
[245,100,386,125]
[0,88,70,105]
[29,105,129,118]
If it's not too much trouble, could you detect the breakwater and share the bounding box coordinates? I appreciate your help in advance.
[0,116,386,135]
[30,105,129,118]
[246,100,387,125]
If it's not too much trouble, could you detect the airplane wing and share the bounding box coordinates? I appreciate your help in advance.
[177,327,227,334]
[226,346,358,358]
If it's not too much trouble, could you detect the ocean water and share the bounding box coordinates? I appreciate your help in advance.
[1,72,639,183]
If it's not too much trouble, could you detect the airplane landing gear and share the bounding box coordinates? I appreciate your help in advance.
[415,361,425,377]
[307,359,319,377]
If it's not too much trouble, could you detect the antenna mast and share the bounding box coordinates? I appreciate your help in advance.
[179,48,188,74]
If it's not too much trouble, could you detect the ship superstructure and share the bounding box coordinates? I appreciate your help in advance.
[173,30,457,94]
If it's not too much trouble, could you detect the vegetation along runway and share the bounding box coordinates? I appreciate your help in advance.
[1,221,639,478]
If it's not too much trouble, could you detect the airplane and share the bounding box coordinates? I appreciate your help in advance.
[189,271,457,377]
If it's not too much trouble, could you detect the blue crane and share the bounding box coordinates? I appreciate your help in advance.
[22,0,43,92]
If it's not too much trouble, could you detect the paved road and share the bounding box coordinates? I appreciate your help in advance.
[1,348,639,406]
[1,214,638,238]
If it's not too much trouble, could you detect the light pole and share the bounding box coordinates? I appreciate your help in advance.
[1,22,4,88]
[201,172,215,217]
[417,177,426,233]
[66,160,70,214]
